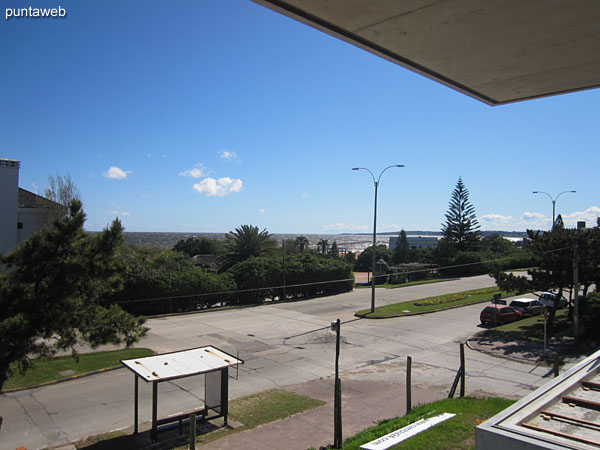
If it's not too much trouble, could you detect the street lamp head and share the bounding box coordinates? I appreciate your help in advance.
[395,164,405,168]
[352,168,360,171]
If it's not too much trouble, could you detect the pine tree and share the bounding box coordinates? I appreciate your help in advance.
[441,177,481,251]
[329,241,339,258]
[392,230,410,264]
[0,201,147,392]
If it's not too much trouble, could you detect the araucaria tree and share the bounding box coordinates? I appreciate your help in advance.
[0,201,148,392]
[441,177,481,251]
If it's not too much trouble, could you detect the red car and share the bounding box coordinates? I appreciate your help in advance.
[480,305,523,325]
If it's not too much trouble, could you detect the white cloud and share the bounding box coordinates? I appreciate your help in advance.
[219,149,241,163]
[302,193,310,199]
[103,166,132,180]
[258,208,265,214]
[320,223,369,232]
[193,177,243,197]
[179,164,208,178]
[481,214,512,222]
[378,223,400,232]
[562,206,600,227]
[522,212,546,221]
[110,209,131,217]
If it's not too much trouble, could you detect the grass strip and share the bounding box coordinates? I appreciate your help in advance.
[357,288,512,318]
[335,396,514,450]
[184,389,325,448]
[2,348,155,392]
[356,278,454,289]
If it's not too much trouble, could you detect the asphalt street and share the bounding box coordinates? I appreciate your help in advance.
[0,275,578,450]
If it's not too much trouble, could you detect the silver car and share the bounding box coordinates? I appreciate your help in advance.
[509,298,544,317]
[539,292,568,309]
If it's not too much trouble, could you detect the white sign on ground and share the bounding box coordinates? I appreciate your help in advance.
[360,413,456,450]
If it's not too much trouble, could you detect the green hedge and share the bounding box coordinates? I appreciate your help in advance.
[111,247,354,315]
[229,253,354,305]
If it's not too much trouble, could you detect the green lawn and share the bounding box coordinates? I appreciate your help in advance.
[229,389,326,429]
[334,397,514,450]
[2,348,155,392]
[356,278,455,289]
[356,288,513,318]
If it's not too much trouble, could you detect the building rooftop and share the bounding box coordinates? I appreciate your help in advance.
[18,188,63,209]
[477,348,600,449]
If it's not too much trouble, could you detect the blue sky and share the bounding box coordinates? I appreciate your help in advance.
[2,0,598,234]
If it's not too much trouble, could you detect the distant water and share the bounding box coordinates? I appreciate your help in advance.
[121,231,409,253]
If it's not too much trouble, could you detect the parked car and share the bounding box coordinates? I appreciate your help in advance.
[509,299,544,317]
[539,292,568,309]
[480,305,523,325]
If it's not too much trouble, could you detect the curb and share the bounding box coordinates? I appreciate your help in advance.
[354,297,492,319]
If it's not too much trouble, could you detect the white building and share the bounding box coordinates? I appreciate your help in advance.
[389,235,439,251]
[0,158,65,254]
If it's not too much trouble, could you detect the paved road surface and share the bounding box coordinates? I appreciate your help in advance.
[0,275,576,450]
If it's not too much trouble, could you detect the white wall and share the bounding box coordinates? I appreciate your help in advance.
[17,208,48,246]
[0,158,19,254]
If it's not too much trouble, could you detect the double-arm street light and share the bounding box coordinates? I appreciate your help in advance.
[532,190,576,229]
[353,165,405,313]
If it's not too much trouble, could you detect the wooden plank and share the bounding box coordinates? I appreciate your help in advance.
[563,395,600,411]
[540,410,600,428]
[522,422,600,446]
[582,381,600,390]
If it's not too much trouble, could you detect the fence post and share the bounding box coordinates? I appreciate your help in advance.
[460,343,465,397]
[406,356,412,414]
[189,413,196,450]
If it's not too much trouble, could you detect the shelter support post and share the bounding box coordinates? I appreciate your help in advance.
[221,367,229,426]
[134,375,139,434]
[151,381,158,442]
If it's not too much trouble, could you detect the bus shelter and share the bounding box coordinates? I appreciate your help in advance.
[121,346,243,442]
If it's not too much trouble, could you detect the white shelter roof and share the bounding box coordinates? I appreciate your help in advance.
[121,346,243,382]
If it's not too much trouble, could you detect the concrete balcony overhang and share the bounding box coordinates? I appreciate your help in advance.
[253,0,600,105]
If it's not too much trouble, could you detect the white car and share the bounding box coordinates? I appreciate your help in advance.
[539,292,568,309]
[509,299,544,317]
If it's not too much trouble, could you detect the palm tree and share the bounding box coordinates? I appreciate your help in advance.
[317,239,328,255]
[294,235,309,253]
[219,225,275,271]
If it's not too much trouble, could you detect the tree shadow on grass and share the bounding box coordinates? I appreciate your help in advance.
[471,320,595,364]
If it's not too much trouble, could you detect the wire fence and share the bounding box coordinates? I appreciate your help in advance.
[109,245,575,310]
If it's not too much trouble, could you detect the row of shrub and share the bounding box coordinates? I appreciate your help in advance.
[109,247,354,316]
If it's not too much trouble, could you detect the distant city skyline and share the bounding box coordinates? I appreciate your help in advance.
[2,0,598,234]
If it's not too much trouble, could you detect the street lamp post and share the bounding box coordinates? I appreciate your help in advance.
[532,190,576,229]
[353,165,404,313]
